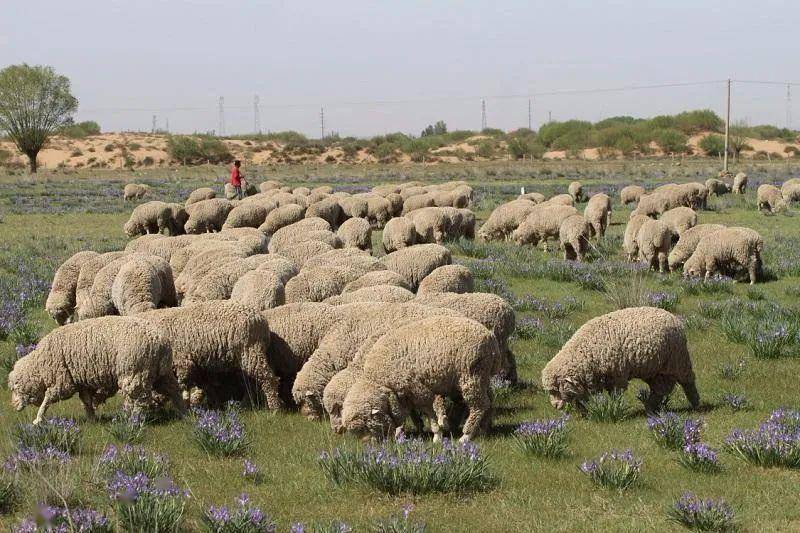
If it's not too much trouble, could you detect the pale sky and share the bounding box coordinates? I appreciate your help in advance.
[2,0,798,137]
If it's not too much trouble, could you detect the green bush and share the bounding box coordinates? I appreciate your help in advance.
[654,128,688,153]
[699,134,726,156]
[167,135,232,165]
[60,120,101,138]
[507,136,545,159]
[673,109,723,134]
[538,120,592,149]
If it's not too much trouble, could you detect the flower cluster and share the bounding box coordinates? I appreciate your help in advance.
[99,444,169,478]
[647,412,703,450]
[108,472,188,532]
[290,522,352,533]
[722,393,748,411]
[514,415,570,458]
[580,449,642,490]
[13,417,81,453]
[243,459,262,483]
[680,274,734,295]
[749,322,797,359]
[678,442,722,473]
[14,343,36,359]
[192,404,248,456]
[725,408,800,468]
[646,291,679,311]
[667,492,736,532]
[107,407,148,443]
[3,446,70,472]
[203,493,276,533]
[15,505,112,533]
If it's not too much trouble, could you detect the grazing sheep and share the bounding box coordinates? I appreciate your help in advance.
[705,178,731,196]
[430,188,470,209]
[400,186,427,201]
[9,316,184,423]
[559,214,591,262]
[174,245,248,299]
[111,254,177,315]
[683,227,763,284]
[259,180,281,193]
[186,187,216,206]
[337,217,372,251]
[782,178,800,202]
[280,241,335,269]
[182,254,270,303]
[230,270,285,311]
[541,307,699,414]
[285,264,375,303]
[417,264,474,294]
[380,244,452,291]
[568,181,584,203]
[305,198,343,228]
[222,203,268,230]
[372,184,401,196]
[293,186,311,196]
[620,185,646,206]
[139,301,282,409]
[732,172,748,194]
[166,204,189,236]
[385,193,404,217]
[512,205,578,249]
[339,196,369,219]
[544,194,575,207]
[518,192,546,204]
[583,194,611,238]
[660,206,697,238]
[667,224,726,271]
[401,193,435,215]
[270,191,303,207]
[382,217,417,253]
[363,194,392,228]
[631,193,670,218]
[342,270,411,293]
[124,201,176,237]
[312,185,334,195]
[623,214,651,261]
[266,218,332,253]
[184,199,234,233]
[46,251,100,325]
[757,184,788,213]
[324,285,415,305]
[239,193,278,215]
[258,204,307,235]
[254,255,298,285]
[74,252,128,314]
[301,247,379,272]
[342,316,500,441]
[76,255,131,320]
[406,207,455,244]
[124,233,167,254]
[123,183,150,201]
[478,199,538,241]
[636,219,673,273]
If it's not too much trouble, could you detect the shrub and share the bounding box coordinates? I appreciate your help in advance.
[654,128,688,153]
[98,444,169,479]
[699,134,726,157]
[167,135,232,165]
[476,141,495,159]
[678,442,722,473]
[647,412,702,450]
[15,506,112,533]
[666,492,736,532]
[725,409,800,468]
[583,391,629,422]
[513,415,570,458]
[192,404,248,456]
[108,472,188,532]
[13,417,81,453]
[318,432,494,495]
[60,121,101,138]
[202,493,276,532]
[680,275,734,295]
[3,446,71,472]
[580,449,642,490]
[106,407,147,443]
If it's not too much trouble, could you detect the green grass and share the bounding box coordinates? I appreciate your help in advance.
[1,160,800,530]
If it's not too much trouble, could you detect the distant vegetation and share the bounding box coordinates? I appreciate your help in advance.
[61,121,101,139]
[166,135,232,165]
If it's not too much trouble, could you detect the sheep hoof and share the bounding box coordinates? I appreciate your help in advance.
[33,418,42,426]
[458,434,472,444]
[432,433,442,443]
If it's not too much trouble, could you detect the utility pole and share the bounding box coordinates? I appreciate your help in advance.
[165,118,169,133]
[548,110,552,123]
[787,84,792,129]
[254,95,261,134]
[152,115,156,133]
[218,97,226,137]
[528,99,532,130]
[320,107,325,139]
[481,99,487,131]
[723,79,731,172]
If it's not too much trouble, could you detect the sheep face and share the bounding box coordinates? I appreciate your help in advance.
[45,294,71,325]
[8,368,44,411]
[342,381,399,440]
[545,376,584,410]
[123,220,140,238]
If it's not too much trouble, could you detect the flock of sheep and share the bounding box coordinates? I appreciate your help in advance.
[10,169,793,443]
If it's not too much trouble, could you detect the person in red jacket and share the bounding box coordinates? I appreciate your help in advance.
[230,160,246,199]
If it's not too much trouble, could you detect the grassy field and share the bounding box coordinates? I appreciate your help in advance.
[0,160,799,531]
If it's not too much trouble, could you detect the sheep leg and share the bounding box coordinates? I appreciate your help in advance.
[78,390,97,422]
[459,376,491,443]
[433,395,449,433]
[154,372,188,415]
[119,374,154,414]
[658,252,668,274]
[644,376,676,414]
[242,350,285,411]
[33,390,56,425]
[748,256,759,285]
[680,381,701,409]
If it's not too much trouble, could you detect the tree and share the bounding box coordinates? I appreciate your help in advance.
[420,120,447,137]
[0,64,78,173]
[698,134,726,157]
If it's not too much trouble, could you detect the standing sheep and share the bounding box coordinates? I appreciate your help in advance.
[559,214,591,262]
[568,181,584,203]
[111,254,177,315]
[732,172,748,194]
[123,183,150,201]
[266,218,332,254]
[659,206,697,238]
[757,184,788,213]
[583,194,611,238]
[380,244,452,291]
[230,270,285,311]
[705,178,731,196]
[417,264,474,294]
[342,270,411,292]
[186,187,216,206]
[477,199,538,241]
[401,193,436,215]
[306,198,344,229]
[341,316,500,442]
[620,185,646,206]
[46,251,100,325]
[541,307,699,414]
[222,203,268,230]
[782,178,800,202]
[337,217,372,251]
[683,227,763,284]
[623,214,651,262]
[382,217,417,253]
[124,201,176,237]
[667,224,726,271]
[74,252,128,314]
[324,285,415,305]
[259,204,307,235]
[636,219,673,273]
[8,316,185,423]
[511,205,578,249]
[184,199,234,233]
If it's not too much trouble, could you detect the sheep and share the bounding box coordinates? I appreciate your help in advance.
[568,181,584,203]
[382,217,417,253]
[380,244,452,291]
[385,193,404,217]
[342,270,411,292]
[258,204,306,235]
[182,254,271,303]
[401,193,435,215]
[222,203,268,230]
[683,227,763,284]
[559,214,591,262]
[430,188,470,209]
[782,178,800,202]
[631,193,671,218]
[111,254,177,315]
[285,266,366,303]
[623,214,651,262]
[732,172,748,194]
[74,252,128,314]
[667,224,726,271]
[259,180,280,193]
[544,194,575,207]
[541,307,699,414]
[620,185,646,206]
[705,178,731,196]
[139,301,282,409]
[123,183,150,201]
[262,302,341,402]
[406,207,457,244]
[270,191,303,208]
[372,184,401,196]
[363,194,392,228]
[230,270,285,311]
[239,193,278,214]
[75,255,131,320]
[400,186,427,201]
[337,217,372,251]
[8,316,184,423]
[301,247,380,272]
[186,187,216,206]
[583,194,611,238]
[417,264,474,294]
[341,316,500,441]
[757,184,788,213]
[166,203,189,235]
[324,285,415,305]
[294,302,461,421]
[224,183,238,200]
[454,208,476,239]
[124,233,167,254]
[511,205,578,249]
[312,185,334,195]
[169,237,244,277]
[518,192,546,204]
[660,206,697,238]
[305,198,343,229]
[46,251,100,325]
[266,218,332,254]
[280,241,335,269]
[174,245,249,299]
[477,199,538,241]
[124,201,176,237]
[184,199,234,233]
[636,219,672,273]
[293,186,311,196]
[339,196,369,219]
[254,255,298,284]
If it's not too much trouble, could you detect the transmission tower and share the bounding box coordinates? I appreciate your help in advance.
[481,99,487,131]
[254,95,261,134]
[528,99,532,130]
[152,115,156,133]
[218,97,225,136]
[320,107,325,139]
[787,84,792,129]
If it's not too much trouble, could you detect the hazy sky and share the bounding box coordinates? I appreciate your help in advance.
[2,0,798,136]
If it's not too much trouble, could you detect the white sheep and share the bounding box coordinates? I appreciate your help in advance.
[512,205,578,249]
[46,251,100,325]
[667,224,726,271]
[380,244,452,291]
[583,194,611,238]
[620,185,646,206]
[757,184,788,213]
[636,219,672,273]
[336,217,372,251]
[184,199,234,233]
[381,217,417,253]
[683,227,763,284]
[416,264,474,294]
[558,214,591,262]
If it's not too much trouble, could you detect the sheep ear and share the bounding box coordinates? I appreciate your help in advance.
[371,408,380,415]
[305,391,314,397]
